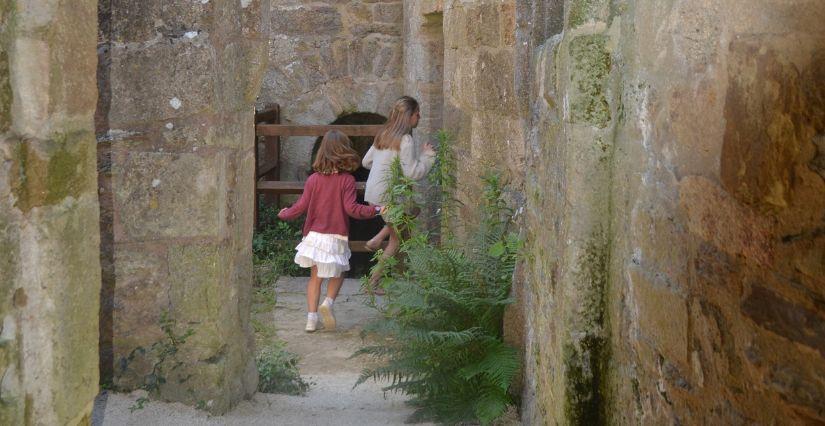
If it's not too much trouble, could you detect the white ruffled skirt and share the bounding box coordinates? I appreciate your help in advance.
[294,231,351,278]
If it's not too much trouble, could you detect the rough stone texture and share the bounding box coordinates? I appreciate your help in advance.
[260,0,404,182]
[516,0,825,424]
[0,0,101,424]
[96,0,270,414]
[441,0,525,222]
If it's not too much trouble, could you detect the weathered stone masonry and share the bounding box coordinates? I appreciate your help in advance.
[515,0,825,424]
[0,0,823,423]
[423,0,825,424]
[96,0,270,414]
[0,0,101,424]
[260,0,404,182]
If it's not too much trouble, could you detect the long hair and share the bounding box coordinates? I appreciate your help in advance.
[374,96,419,150]
[312,130,361,174]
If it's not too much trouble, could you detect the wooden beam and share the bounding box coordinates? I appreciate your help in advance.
[257,180,366,194]
[255,104,280,124]
[349,240,388,253]
[256,124,383,137]
[257,160,279,179]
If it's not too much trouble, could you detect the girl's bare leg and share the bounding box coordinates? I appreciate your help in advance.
[326,276,344,300]
[366,225,391,250]
[369,226,400,291]
[306,266,323,313]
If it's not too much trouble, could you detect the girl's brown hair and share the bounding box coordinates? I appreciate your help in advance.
[312,130,361,174]
[373,96,419,150]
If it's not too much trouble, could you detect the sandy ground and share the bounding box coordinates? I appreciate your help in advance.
[95,277,430,426]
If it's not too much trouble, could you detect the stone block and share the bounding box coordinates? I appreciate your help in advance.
[8,131,97,213]
[768,362,825,420]
[373,2,402,23]
[500,2,516,46]
[567,0,611,27]
[108,40,216,127]
[107,0,213,44]
[568,34,611,128]
[630,268,689,365]
[742,285,825,357]
[443,3,468,49]
[721,39,825,210]
[474,49,518,114]
[271,4,342,37]
[679,176,774,266]
[111,151,225,241]
[18,195,101,425]
[465,3,501,48]
[320,39,350,80]
[10,37,50,139]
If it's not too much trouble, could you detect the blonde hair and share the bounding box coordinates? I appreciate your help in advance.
[374,96,419,150]
[312,130,361,175]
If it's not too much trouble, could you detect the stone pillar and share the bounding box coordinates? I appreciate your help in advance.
[96,0,270,413]
[0,0,102,424]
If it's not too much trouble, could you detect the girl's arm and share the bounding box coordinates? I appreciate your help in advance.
[399,135,436,180]
[342,175,379,219]
[362,145,375,169]
[278,176,313,220]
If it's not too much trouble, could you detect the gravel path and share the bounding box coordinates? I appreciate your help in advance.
[95,277,428,426]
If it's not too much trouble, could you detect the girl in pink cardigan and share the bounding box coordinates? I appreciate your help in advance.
[278,130,383,332]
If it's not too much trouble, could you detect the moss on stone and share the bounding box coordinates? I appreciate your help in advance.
[569,35,612,128]
[10,132,95,212]
[564,232,611,425]
[0,49,11,133]
[567,0,609,28]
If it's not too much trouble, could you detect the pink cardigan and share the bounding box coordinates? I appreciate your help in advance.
[278,172,377,236]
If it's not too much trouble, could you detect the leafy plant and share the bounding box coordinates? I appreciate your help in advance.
[253,202,305,278]
[123,311,195,412]
[355,158,522,424]
[256,341,312,396]
[429,130,458,242]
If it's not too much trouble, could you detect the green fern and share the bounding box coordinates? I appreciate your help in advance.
[355,162,522,425]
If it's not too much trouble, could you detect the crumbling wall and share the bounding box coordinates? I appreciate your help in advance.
[0,0,101,424]
[261,0,404,181]
[520,0,825,424]
[96,0,270,413]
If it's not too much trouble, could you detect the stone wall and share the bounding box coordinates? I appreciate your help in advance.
[96,0,270,413]
[0,0,101,424]
[518,0,825,424]
[441,0,525,225]
[261,0,404,182]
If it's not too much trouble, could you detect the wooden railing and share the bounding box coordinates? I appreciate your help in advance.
[254,105,385,252]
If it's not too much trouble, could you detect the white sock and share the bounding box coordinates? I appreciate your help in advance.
[323,297,334,307]
[308,312,318,321]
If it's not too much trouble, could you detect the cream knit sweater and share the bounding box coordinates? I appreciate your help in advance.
[362,134,436,205]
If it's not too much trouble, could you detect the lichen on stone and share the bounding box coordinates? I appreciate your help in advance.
[569,34,612,128]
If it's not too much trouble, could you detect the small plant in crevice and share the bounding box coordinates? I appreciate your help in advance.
[253,202,305,279]
[429,129,459,242]
[355,152,522,425]
[121,311,195,412]
[256,341,312,396]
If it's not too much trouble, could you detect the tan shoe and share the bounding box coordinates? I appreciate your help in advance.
[305,317,319,332]
[319,302,336,331]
